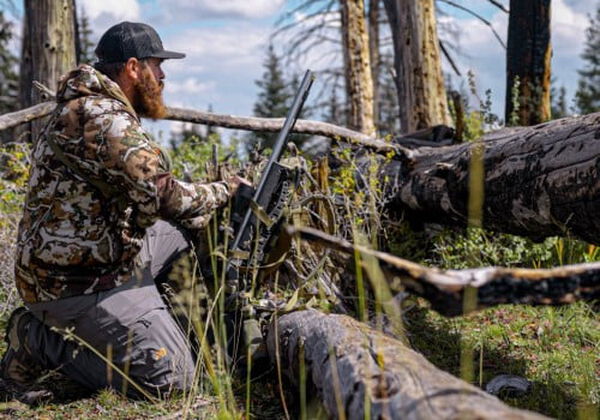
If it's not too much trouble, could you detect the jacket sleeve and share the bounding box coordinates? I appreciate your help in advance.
[85,108,230,229]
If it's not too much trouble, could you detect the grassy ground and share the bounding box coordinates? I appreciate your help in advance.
[2,216,597,419]
[396,226,600,419]
[405,300,599,419]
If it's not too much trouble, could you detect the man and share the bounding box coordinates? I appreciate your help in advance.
[1,22,243,399]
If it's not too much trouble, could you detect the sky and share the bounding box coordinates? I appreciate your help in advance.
[6,0,599,139]
[436,0,597,120]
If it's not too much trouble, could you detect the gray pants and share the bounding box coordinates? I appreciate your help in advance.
[24,221,196,398]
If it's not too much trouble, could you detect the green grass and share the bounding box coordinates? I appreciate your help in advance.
[389,225,600,419]
[404,300,599,419]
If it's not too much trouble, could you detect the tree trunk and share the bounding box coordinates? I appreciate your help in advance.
[383,113,600,245]
[19,0,76,141]
[505,0,552,126]
[368,0,380,130]
[291,226,600,316]
[268,309,546,419]
[383,0,450,132]
[340,0,376,136]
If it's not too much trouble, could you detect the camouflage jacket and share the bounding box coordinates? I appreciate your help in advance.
[15,64,229,304]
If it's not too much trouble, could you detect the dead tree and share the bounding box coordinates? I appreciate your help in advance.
[367,0,380,129]
[382,113,600,246]
[505,0,552,125]
[340,0,376,136]
[292,226,600,316]
[382,0,450,132]
[268,309,547,420]
[19,0,76,141]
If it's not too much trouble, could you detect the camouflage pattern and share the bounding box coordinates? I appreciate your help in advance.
[15,64,230,304]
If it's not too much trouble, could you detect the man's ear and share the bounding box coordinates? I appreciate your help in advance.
[123,57,141,82]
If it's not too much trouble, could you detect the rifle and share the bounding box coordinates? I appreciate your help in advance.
[227,69,314,295]
[224,70,314,368]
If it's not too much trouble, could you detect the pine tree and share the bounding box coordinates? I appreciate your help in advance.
[576,5,600,114]
[550,81,567,119]
[249,44,311,152]
[77,7,95,65]
[323,84,345,127]
[205,104,217,138]
[0,11,18,115]
[249,44,293,152]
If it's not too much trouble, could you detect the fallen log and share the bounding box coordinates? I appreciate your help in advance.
[0,102,55,132]
[0,101,396,152]
[267,309,547,419]
[166,107,397,152]
[384,112,600,245]
[290,226,600,316]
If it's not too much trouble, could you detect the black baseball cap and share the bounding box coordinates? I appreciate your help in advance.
[95,21,185,64]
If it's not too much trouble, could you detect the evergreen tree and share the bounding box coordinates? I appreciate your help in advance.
[0,11,18,115]
[323,84,345,127]
[205,104,217,138]
[77,7,95,65]
[550,81,567,119]
[249,44,309,152]
[575,5,600,114]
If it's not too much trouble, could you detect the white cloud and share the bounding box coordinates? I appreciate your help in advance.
[438,0,593,118]
[78,0,141,38]
[165,77,214,95]
[564,0,597,16]
[437,10,508,115]
[157,0,285,21]
[155,25,270,118]
[168,25,270,67]
[552,0,589,55]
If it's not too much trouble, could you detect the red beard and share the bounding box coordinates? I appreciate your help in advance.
[132,66,166,119]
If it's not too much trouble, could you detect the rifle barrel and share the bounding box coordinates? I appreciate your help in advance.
[230,69,314,253]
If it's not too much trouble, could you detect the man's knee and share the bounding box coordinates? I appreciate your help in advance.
[123,308,196,394]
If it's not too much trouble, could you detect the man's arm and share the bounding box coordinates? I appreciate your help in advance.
[85,109,230,228]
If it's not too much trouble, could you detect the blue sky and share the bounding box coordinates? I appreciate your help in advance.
[436,0,597,121]
[8,0,599,139]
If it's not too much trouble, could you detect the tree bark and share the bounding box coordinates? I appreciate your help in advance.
[0,102,397,152]
[340,0,376,136]
[291,226,600,316]
[268,309,547,420]
[384,113,600,245]
[383,0,450,132]
[19,0,76,141]
[505,0,552,126]
[368,0,380,130]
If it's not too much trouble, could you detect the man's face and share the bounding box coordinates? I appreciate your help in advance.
[131,58,167,119]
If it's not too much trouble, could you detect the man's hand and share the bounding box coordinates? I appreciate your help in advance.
[226,175,252,196]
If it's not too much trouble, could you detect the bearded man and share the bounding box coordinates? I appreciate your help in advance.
[1,22,243,399]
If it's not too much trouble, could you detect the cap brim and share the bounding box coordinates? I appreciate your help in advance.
[152,50,186,59]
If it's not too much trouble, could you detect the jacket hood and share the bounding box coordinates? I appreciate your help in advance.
[56,64,137,117]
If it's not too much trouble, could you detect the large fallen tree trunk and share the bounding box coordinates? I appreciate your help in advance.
[384,112,600,245]
[267,309,546,419]
[291,226,600,316]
